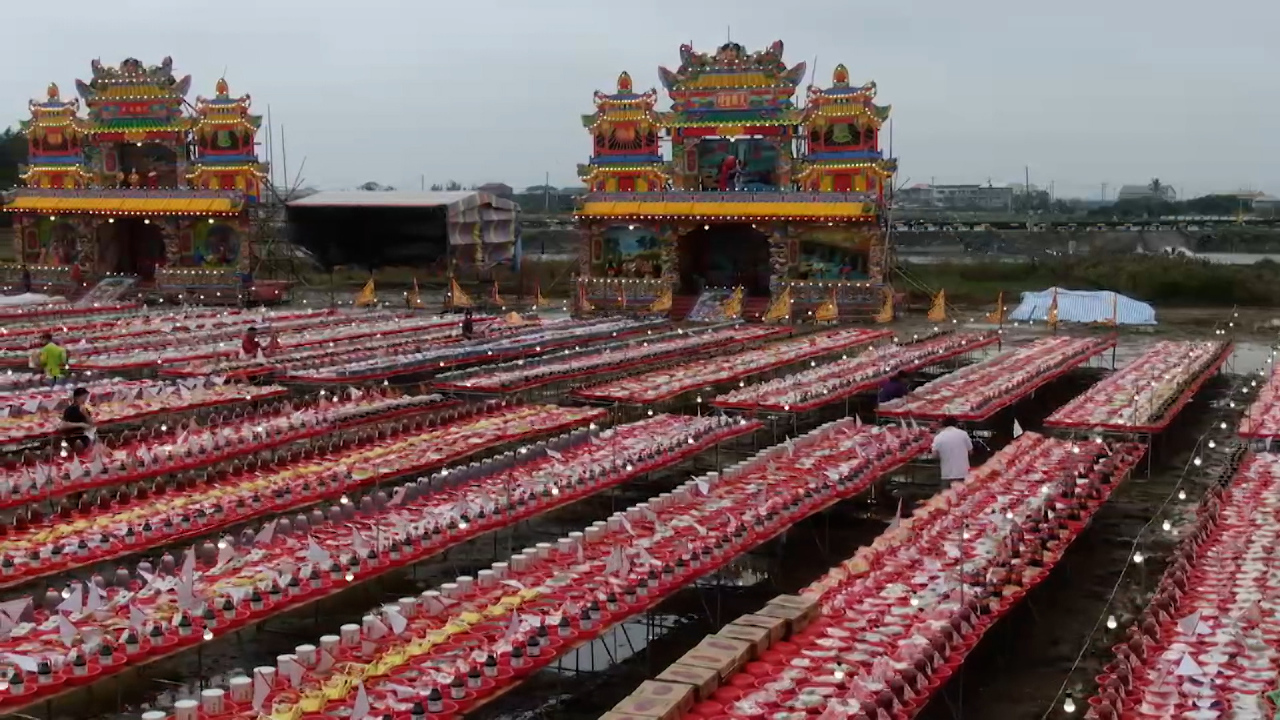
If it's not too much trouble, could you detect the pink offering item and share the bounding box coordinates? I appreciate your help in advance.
[1088,451,1280,720]
[879,336,1116,423]
[181,419,932,719]
[721,432,1145,718]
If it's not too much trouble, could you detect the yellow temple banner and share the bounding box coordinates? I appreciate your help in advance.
[814,288,838,322]
[0,195,244,215]
[721,286,744,319]
[649,285,673,313]
[354,278,376,307]
[984,291,1006,325]
[873,288,894,324]
[448,277,473,308]
[927,289,947,322]
[763,287,791,323]
[577,201,875,221]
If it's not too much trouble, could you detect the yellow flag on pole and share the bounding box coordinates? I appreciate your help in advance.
[355,277,376,307]
[984,291,1006,325]
[927,289,947,323]
[449,277,473,308]
[873,288,894,324]
[763,287,791,323]
[1047,288,1060,329]
[1103,291,1119,327]
[533,283,547,310]
[407,278,425,309]
[649,285,672,313]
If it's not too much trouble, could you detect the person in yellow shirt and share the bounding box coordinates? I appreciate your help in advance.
[36,332,68,386]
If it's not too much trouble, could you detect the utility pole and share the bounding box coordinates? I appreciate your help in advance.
[1101,182,1108,202]
[543,171,550,213]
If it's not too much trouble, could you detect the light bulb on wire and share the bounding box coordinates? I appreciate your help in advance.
[1106,615,1117,630]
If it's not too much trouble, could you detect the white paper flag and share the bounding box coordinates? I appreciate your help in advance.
[306,537,332,565]
[0,597,31,625]
[352,681,371,720]
[57,615,78,647]
[125,604,145,633]
[252,668,271,712]
[56,584,84,616]
[86,583,105,612]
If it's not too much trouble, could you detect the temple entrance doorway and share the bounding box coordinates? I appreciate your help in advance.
[98,219,166,280]
[677,223,772,297]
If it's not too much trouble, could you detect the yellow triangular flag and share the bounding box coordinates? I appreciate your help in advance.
[354,277,376,307]
[763,287,791,323]
[984,291,1006,325]
[491,280,504,306]
[873,288,894,324]
[649,285,672,313]
[449,277,473,309]
[721,286,744,319]
[815,288,838,323]
[407,278,425,309]
[1047,288,1060,329]
[1103,291,1119,327]
[927,289,947,323]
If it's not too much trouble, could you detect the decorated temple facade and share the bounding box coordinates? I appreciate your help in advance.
[3,58,268,281]
[576,41,896,314]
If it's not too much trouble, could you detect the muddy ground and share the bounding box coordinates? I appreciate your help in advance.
[5,312,1273,720]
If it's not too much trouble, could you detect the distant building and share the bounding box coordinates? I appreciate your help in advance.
[1116,184,1176,202]
[897,183,1013,210]
[477,182,514,200]
[1253,195,1280,214]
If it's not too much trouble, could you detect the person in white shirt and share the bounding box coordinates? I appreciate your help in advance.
[931,417,973,485]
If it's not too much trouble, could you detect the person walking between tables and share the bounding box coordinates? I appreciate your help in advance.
[932,417,973,486]
[241,326,263,358]
[461,309,475,340]
[877,372,909,405]
[35,332,68,386]
[60,387,95,449]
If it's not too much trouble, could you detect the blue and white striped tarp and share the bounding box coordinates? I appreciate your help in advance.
[1008,287,1156,326]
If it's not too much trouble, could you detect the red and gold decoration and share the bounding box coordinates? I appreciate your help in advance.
[3,57,268,279]
[573,41,896,316]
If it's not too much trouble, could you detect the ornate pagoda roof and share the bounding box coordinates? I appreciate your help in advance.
[20,83,85,134]
[74,57,192,133]
[581,72,660,128]
[805,65,891,125]
[658,41,806,95]
[193,78,263,132]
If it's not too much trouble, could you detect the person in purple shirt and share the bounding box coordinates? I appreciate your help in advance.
[877,372,909,405]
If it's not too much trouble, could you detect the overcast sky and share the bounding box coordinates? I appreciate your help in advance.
[4,0,1276,198]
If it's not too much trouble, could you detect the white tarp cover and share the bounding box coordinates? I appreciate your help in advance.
[1009,287,1157,325]
[0,293,67,307]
